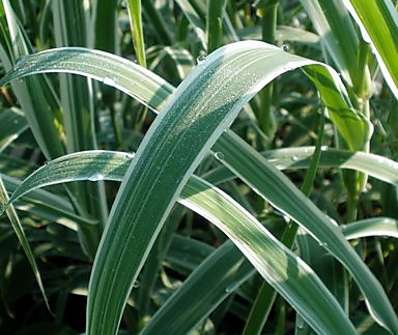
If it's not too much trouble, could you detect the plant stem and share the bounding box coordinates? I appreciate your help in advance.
[243,110,325,335]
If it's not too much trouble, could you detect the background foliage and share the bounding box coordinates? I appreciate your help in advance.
[0,0,397,334]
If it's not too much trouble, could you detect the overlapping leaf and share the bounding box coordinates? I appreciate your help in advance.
[1,43,395,334]
[2,147,398,334]
[343,0,398,98]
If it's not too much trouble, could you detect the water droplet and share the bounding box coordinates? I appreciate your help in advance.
[281,43,290,52]
[196,54,207,64]
[88,172,104,182]
[214,152,224,160]
[15,55,27,65]
[225,285,235,293]
[320,242,328,248]
[103,76,116,86]
[292,156,299,161]
[124,153,134,159]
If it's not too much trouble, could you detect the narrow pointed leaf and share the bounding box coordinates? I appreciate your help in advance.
[127,0,147,67]
[343,0,398,98]
[3,148,398,334]
[213,131,398,333]
[342,218,398,240]
[204,146,398,186]
[300,0,362,88]
[3,148,398,210]
[0,150,357,335]
[0,46,370,150]
[0,177,50,311]
[0,43,395,332]
[0,108,28,152]
[0,0,65,159]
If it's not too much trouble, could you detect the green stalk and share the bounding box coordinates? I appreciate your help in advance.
[347,43,371,223]
[127,0,146,68]
[127,0,148,130]
[206,0,227,53]
[258,0,279,140]
[274,299,286,335]
[344,96,370,223]
[52,0,107,258]
[242,269,277,335]
[243,111,325,335]
[92,0,118,52]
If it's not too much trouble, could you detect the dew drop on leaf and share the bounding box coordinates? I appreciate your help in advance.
[88,173,104,182]
[103,77,116,86]
[281,43,290,52]
[196,54,207,64]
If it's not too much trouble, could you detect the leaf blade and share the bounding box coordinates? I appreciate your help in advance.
[343,0,398,98]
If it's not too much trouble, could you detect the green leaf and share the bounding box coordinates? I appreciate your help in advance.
[243,112,326,335]
[52,0,95,153]
[204,145,398,187]
[3,148,398,214]
[1,173,96,231]
[0,46,371,150]
[342,218,398,240]
[142,1,172,46]
[0,47,172,112]
[0,108,28,153]
[0,176,50,311]
[4,148,398,334]
[300,0,364,91]
[0,43,394,333]
[51,0,106,255]
[213,131,398,333]
[127,0,147,67]
[175,0,206,49]
[145,241,254,335]
[166,234,215,274]
[91,0,119,52]
[343,0,398,99]
[0,0,65,159]
[0,150,356,335]
[207,0,227,52]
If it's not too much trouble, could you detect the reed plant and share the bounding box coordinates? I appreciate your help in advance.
[0,0,397,334]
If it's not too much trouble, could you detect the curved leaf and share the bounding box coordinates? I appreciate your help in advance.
[3,148,398,209]
[4,149,398,334]
[213,130,398,333]
[0,150,356,335]
[343,0,398,98]
[0,177,50,311]
[343,218,398,240]
[0,47,173,113]
[204,145,398,186]
[1,43,394,333]
[0,46,371,151]
[0,108,28,153]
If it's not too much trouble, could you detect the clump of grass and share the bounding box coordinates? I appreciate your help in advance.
[0,1,397,334]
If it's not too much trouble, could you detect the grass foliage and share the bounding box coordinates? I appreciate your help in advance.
[0,0,397,334]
